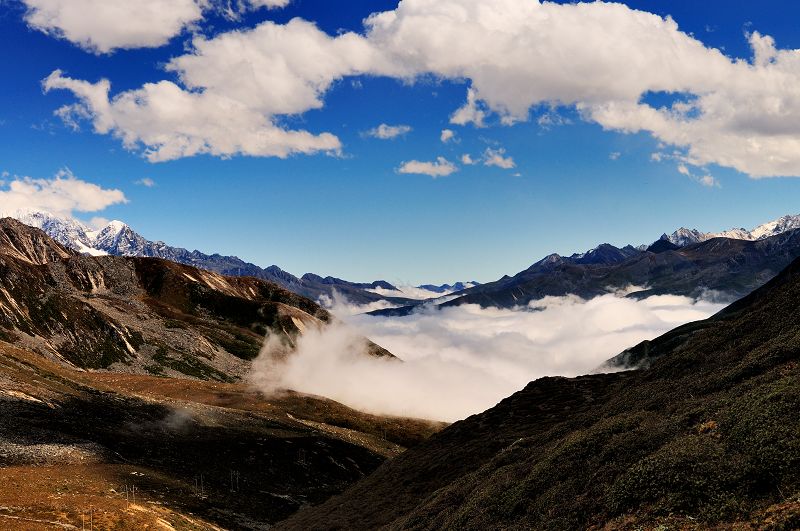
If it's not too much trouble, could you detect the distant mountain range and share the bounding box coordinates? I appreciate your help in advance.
[373,214,800,315]
[10,209,800,314]
[417,281,479,293]
[663,214,800,246]
[6,210,436,306]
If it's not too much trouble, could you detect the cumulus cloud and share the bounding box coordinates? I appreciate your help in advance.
[40,16,383,161]
[482,147,516,169]
[22,0,206,54]
[397,156,458,178]
[440,129,456,143]
[461,153,476,165]
[0,168,127,218]
[251,291,725,421]
[449,87,487,127]
[365,123,412,140]
[43,0,800,176]
[609,151,621,160]
[22,0,295,54]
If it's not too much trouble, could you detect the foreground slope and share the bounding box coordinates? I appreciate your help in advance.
[0,341,443,530]
[282,258,800,529]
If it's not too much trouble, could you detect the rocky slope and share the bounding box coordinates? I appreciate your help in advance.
[0,217,390,381]
[281,255,800,530]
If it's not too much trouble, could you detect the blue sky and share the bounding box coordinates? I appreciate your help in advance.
[2,0,800,284]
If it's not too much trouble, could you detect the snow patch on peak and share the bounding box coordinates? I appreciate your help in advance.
[666,227,709,247]
[665,214,800,247]
[104,220,128,234]
[3,209,107,255]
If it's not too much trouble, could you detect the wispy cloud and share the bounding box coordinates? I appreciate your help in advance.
[364,123,412,140]
[678,164,720,188]
[134,177,156,187]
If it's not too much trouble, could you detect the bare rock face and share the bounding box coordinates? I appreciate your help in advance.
[0,217,73,265]
[0,218,391,381]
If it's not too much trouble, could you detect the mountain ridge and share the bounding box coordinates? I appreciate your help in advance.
[664,213,800,247]
[0,217,393,379]
[6,210,417,307]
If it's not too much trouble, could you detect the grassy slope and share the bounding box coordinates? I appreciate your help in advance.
[0,342,444,530]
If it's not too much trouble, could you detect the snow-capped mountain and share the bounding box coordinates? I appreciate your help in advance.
[5,209,106,256]
[3,210,416,305]
[664,227,709,247]
[4,210,184,259]
[666,214,800,247]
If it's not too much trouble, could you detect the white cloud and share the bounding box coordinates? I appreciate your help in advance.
[43,0,800,176]
[365,123,412,140]
[461,153,476,165]
[449,87,486,127]
[135,177,156,187]
[0,168,127,218]
[41,18,381,161]
[483,147,515,169]
[22,0,206,54]
[366,2,800,177]
[397,156,458,178]
[440,129,456,143]
[537,110,572,129]
[22,0,295,54]
[252,291,724,421]
[244,0,292,8]
[609,151,621,160]
[698,174,719,188]
[365,285,458,300]
[678,163,720,188]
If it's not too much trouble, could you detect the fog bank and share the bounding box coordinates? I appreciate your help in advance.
[251,292,724,422]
